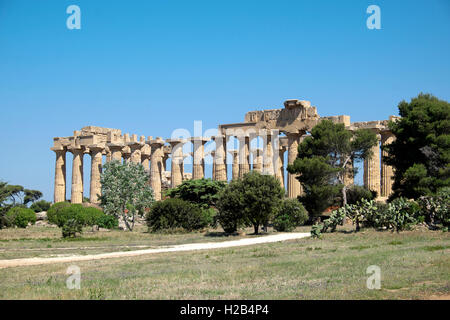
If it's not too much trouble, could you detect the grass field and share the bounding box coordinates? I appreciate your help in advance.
[0,224,449,299]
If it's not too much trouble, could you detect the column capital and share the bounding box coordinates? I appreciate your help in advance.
[67,145,85,154]
[88,144,105,154]
[166,138,187,146]
[51,146,66,153]
[189,136,210,144]
[147,137,165,148]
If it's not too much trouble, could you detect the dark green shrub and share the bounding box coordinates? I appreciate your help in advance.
[273,199,308,232]
[47,202,71,225]
[97,214,119,229]
[165,178,226,209]
[201,207,217,228]
[216,172,284,234]
[0,211,14,229]
[146,198,208,232]
[7,207,36,228]
[346,185,375,205]
[62,218,82,238]
[30,200,51,213]
[54,204,85,227]
[216,180,246,234]
[82,207,105,226]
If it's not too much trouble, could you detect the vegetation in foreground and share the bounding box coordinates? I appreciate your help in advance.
[0,227,448,300]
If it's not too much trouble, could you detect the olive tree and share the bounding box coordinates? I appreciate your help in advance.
[99,160,154,231]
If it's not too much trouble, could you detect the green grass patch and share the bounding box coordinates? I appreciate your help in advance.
[423,245,448,252]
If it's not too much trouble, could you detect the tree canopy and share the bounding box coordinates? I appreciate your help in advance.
[288,120,378,216]
[99,161,154,231]
[216,171,285,234]
[383,93,450,199]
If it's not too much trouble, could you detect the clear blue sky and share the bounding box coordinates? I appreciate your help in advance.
[0,0,449,201]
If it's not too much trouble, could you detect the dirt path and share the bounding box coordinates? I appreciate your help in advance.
[0,232,310,269]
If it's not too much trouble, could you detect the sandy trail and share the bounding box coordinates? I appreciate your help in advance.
[0,232,310,269]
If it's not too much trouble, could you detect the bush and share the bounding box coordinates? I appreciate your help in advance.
[6,207,36,228]
[47,202,71,225]
[62,219,82,238]
[216,172,284,234]
[82,207,105,226]
[273,199,308,232]
[418,187,450,228]
[53,204,86,227]
[30,200,51,213]
[384,198,418,232]
[346,185,376,205]
[97,214,119,229]
[310,224,323,238]
[216,181,246,234]
[146,198,208,232]
[345,199,378,232]
[165,178,226,209]
[322,207,347,232]
[0,210,14,229]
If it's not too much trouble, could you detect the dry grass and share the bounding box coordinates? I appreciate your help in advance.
[0,225,448,299]
[0,224,268,259]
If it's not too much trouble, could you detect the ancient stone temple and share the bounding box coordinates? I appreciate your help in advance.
[51,99,397,204]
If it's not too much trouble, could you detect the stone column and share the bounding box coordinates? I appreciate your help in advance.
[210,151,216,180]
[162,146,170,172]
[51,147,66,203]
[122,146,131,163]
[128,139,143,164]
[252,148,263,173]
[381,133,395,197]
[276,145,286,188]
[68,146,84,204]
[167,139,185,188]
[238,135,250,178]
[191,137,210,180]
[105,146,112,163]
[229,150,239,180]
[89,145,104,204]
[149,138,165,201]
[107,143,124,162]
[287,132,302,199]
[212,135,227,181]
[364,133,381,196]
[263,130,275,176]
[141,146,151,172]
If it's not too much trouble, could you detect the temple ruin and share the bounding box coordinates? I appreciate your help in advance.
[51,99,397,204]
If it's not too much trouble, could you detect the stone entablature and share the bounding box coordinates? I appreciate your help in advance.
[51,99,397,204]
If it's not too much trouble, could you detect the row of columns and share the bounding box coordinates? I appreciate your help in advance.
[52,130,395,205]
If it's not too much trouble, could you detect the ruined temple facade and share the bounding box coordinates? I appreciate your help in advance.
[51,99,397,204]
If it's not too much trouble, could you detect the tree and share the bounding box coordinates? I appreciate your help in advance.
[1,183,42,206]
[165,178,226,209]
[99,160,154,231]
[287,120,378,215]
[217,171,284,234]
[30,200,51,213]
[383,93,450,199]
[273,199,308,232]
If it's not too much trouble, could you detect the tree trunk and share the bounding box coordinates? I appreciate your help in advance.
[253,224,259,235]
[342,185,347,206]
[122,212,133,231]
